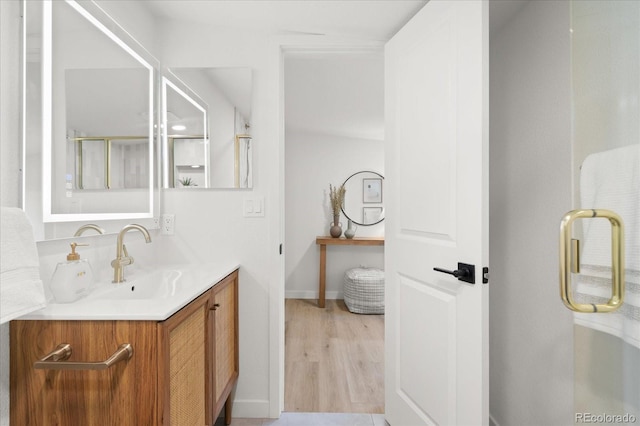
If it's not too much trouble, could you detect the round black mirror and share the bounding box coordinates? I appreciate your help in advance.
[341,171,384,226]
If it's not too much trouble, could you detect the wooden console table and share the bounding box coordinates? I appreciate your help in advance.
[315,236,385,308]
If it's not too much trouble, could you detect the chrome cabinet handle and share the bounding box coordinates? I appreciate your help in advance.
[34,343,133,370]
[559,209,625,313]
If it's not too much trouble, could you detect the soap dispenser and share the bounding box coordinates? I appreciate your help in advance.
[49,242,94,303]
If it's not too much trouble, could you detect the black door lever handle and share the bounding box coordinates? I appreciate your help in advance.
[433,267,470,278]
[433,262,475,284]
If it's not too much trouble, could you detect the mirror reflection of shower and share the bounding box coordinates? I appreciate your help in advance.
[235,134,252,188]
[162,76,209,188]
[162,67,253,189]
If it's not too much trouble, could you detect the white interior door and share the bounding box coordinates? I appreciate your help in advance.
[384,1,489,425]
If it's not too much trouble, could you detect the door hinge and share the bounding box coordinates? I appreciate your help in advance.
[483,267,489,284]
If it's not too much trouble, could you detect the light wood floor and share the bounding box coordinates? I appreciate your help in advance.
[284,299,384,414]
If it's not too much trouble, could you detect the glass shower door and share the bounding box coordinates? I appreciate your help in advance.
[569,1,639,422]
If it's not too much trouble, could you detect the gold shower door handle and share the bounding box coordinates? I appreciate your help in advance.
[559,209,625,313]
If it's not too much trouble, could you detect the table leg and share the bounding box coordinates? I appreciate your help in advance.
[319,244,326,308]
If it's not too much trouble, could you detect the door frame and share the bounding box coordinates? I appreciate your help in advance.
[267,36,384,417]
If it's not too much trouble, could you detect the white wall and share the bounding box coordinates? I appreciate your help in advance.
[489,1,574,425]
[157,19,275,417]
[284,53,385,299]
[0,0,22,210]
[0,1,22,423]
[285,129,384,299]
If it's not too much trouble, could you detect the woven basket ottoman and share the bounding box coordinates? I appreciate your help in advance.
[343,267,385,314]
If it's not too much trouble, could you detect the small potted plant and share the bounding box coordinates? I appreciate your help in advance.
[329,183,346,238]
[178,177,198,187]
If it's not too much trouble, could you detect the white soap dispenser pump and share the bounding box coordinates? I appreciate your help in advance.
[49,242,94,303]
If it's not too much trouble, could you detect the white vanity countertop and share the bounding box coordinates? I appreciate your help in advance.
[19,262,240,321]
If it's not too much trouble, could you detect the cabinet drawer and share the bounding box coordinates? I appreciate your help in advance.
[11,320,158,425]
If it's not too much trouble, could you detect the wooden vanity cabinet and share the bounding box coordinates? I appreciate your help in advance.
[160,287,210,425]
[10,269,239,426]
[210,272,239,424]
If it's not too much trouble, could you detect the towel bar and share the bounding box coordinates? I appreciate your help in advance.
[34,343,133,370]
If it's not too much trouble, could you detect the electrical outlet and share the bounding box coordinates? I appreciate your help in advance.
[152,217,161,229]
[161,214,175,235]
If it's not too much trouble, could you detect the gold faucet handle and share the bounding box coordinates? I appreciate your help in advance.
[110,256,133,268]
[121,244,134,266]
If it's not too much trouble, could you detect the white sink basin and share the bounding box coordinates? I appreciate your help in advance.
[19,262,240,321]
[101,270,184,300]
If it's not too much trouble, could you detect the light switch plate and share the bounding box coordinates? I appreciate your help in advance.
[244,197,264,217]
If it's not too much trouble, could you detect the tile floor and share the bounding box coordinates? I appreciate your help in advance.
[215,412,388,426]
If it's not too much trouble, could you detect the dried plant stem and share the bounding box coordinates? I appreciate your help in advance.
[329,183,346,218]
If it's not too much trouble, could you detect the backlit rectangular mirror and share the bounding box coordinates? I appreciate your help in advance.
[45,0,155,219]
[162,67,253,189]
[23,0,159,240]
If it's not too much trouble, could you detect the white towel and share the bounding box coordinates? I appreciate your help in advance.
[574,144,640,348]
[0,207,46,323]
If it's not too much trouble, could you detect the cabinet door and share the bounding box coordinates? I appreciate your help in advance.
[211,271,239,420]
[159,291,209,425]
[10,320,158,425]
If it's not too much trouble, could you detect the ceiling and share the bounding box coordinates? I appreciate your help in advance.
[142,1,428,41]
[140,0,529,140]
[142,0,529,41]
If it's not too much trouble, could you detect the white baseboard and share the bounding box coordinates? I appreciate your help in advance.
[232,399,271,418]
[285,290,343,300]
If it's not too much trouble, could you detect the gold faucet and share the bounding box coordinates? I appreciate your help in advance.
[111,224,152,283]
[74,224,106,237]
